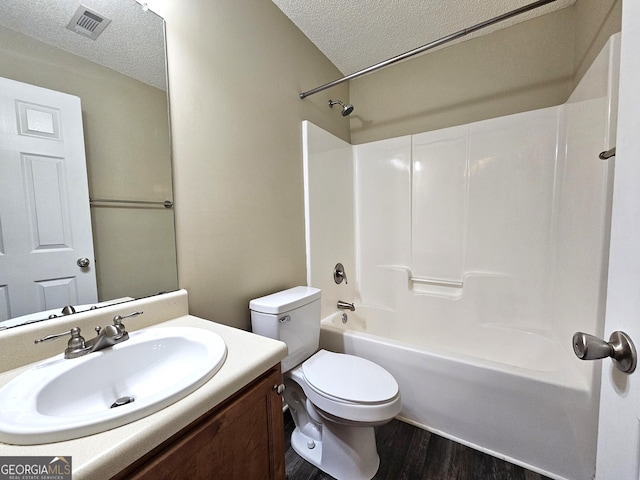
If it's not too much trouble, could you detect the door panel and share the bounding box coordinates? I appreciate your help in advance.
[25,154,71,249]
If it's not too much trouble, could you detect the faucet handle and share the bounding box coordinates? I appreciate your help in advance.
[35,327,86,351]
[112,311,143,332]
[113,311,143,322]
[334,263,348,285]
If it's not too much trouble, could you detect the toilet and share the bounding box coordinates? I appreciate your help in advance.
[250,286,401,480]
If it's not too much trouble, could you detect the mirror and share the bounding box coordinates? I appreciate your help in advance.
[0,0,178,329]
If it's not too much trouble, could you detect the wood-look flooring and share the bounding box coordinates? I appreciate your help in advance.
[284,411,552,480]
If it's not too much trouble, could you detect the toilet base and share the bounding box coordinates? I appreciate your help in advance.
[290,421,380,480]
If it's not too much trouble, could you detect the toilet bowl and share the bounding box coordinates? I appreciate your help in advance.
[250,286,401,480]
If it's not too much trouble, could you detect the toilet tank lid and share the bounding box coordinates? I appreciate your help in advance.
[249,286,321,314]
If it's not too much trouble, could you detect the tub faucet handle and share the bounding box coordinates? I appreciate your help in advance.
[572,331,637,373]
[334,263,348,284]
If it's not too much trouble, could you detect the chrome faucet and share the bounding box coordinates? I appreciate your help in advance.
[47,304,77,319]
[337,300,355,311]
[35,311,143,359]
[86,324,126,353]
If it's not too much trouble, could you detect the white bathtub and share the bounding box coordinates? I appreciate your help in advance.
[320,307,598,480]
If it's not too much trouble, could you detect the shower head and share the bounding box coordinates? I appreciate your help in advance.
[329,99,354,117]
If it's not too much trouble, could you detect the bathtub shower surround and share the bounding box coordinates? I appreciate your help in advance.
[304,34,620,480]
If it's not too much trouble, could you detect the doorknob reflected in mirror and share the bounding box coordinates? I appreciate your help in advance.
[77,257,90,268]
[572,331,637,373]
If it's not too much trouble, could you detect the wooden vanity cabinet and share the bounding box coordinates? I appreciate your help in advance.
[112,365,285,480]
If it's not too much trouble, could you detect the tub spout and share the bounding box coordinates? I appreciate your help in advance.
[337,300,355,311]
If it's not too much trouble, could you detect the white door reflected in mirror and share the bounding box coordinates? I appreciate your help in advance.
[0,77,97,324]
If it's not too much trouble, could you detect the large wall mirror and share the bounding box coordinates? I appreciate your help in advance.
[0,0,178,329]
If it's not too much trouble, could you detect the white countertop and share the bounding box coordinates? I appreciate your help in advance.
[0,292,287,479]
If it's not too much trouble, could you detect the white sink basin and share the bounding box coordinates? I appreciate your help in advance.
[0,326,227,445]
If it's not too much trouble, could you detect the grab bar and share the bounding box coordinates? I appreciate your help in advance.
[90,198,174,208]
[599,147,616,160]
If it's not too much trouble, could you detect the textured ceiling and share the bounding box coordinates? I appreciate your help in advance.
[0,1,575,91]
[0,0,166,90]
[272,0,575,75]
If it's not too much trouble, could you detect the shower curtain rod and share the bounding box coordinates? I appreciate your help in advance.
[299,0,557,99]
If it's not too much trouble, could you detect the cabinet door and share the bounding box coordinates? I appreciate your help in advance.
[115,366,285,480]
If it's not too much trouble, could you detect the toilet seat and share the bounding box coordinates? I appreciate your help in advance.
[303,350,398,403]
[291,350,402,423]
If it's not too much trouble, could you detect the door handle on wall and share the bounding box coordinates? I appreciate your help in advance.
[572,331,637,373]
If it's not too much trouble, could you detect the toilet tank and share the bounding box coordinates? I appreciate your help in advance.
[249,286,321,373]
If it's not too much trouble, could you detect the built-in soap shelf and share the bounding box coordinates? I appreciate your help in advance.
[378,265,464,298]
[378,266,519,301]
[410,276,464,298]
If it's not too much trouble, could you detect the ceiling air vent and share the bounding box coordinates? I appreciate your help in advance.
[66,5,111,40]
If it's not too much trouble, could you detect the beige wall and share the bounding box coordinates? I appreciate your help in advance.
[151,0,349,329]
[349,2,622,144]
[349,9,576,144]
[0,26,177,305]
